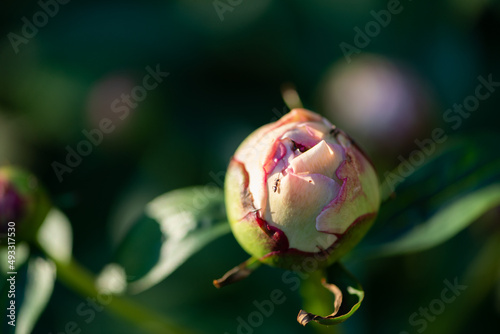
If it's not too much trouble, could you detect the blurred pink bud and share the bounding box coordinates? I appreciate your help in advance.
[320,55,434,155]
[0,167,50,241]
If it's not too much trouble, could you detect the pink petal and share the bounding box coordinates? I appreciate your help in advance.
[316,146,379,234]
[289,140,343,179]
[265,172,340,252]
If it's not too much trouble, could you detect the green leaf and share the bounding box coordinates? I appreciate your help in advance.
[372,183,500,257]
[15,257,56,334]
[0,208,70,334]
[425,232,500,334]
[0,243,30,273]
[112,186,230,294]
[112,214,163,284]
[380,135,500,214]
[0,256,56,334]
[297,262,364,326]
[36,208,73,264]
[356,135,500,257]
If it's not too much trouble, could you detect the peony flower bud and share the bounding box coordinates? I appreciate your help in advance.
[225,109,380,270]
[0,167,51,241]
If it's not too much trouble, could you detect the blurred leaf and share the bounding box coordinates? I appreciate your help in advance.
[357,135,500,257]
[298,262,364,326]
[1,261,27,334]
[36,208,73,264]
[380,135,500,209]
[0,208,71,334]
[114,186,230,294]
[0,243,30,273]
[372,183,500,257]
[16,257,56,334]
[113,214,163,283]
[427,231,500,334]
[1,256,56,334]
[95,263,128,295]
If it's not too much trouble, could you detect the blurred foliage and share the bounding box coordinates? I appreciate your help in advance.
[1,0,500,333]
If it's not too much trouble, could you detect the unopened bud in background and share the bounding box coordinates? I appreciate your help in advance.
[0,167,51,241]
[319,54,435,158]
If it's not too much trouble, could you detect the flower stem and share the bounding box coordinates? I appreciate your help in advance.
[36,243,197,334]
[300,269,343,334]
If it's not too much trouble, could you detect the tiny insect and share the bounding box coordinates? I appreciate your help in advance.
[272,174,281,193]
[329,127,340,137]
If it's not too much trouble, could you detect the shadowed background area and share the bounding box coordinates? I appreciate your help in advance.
[0,0,499,333]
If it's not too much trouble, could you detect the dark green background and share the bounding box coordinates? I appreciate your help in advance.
[1,0,499,333]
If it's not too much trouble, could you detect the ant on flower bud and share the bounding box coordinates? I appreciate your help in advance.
[329,127,340,137]
[273,173,281,193]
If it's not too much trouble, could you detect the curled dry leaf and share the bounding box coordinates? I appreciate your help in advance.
[297,262,365,326]
[213,257,261,288]
[297,278,343,326]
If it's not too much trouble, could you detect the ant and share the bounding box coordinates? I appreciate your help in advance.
[272,173,281,193]
[329,127,340,137]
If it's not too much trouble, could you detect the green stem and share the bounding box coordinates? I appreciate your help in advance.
[36,243,197,334]
[300,269,342,334]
